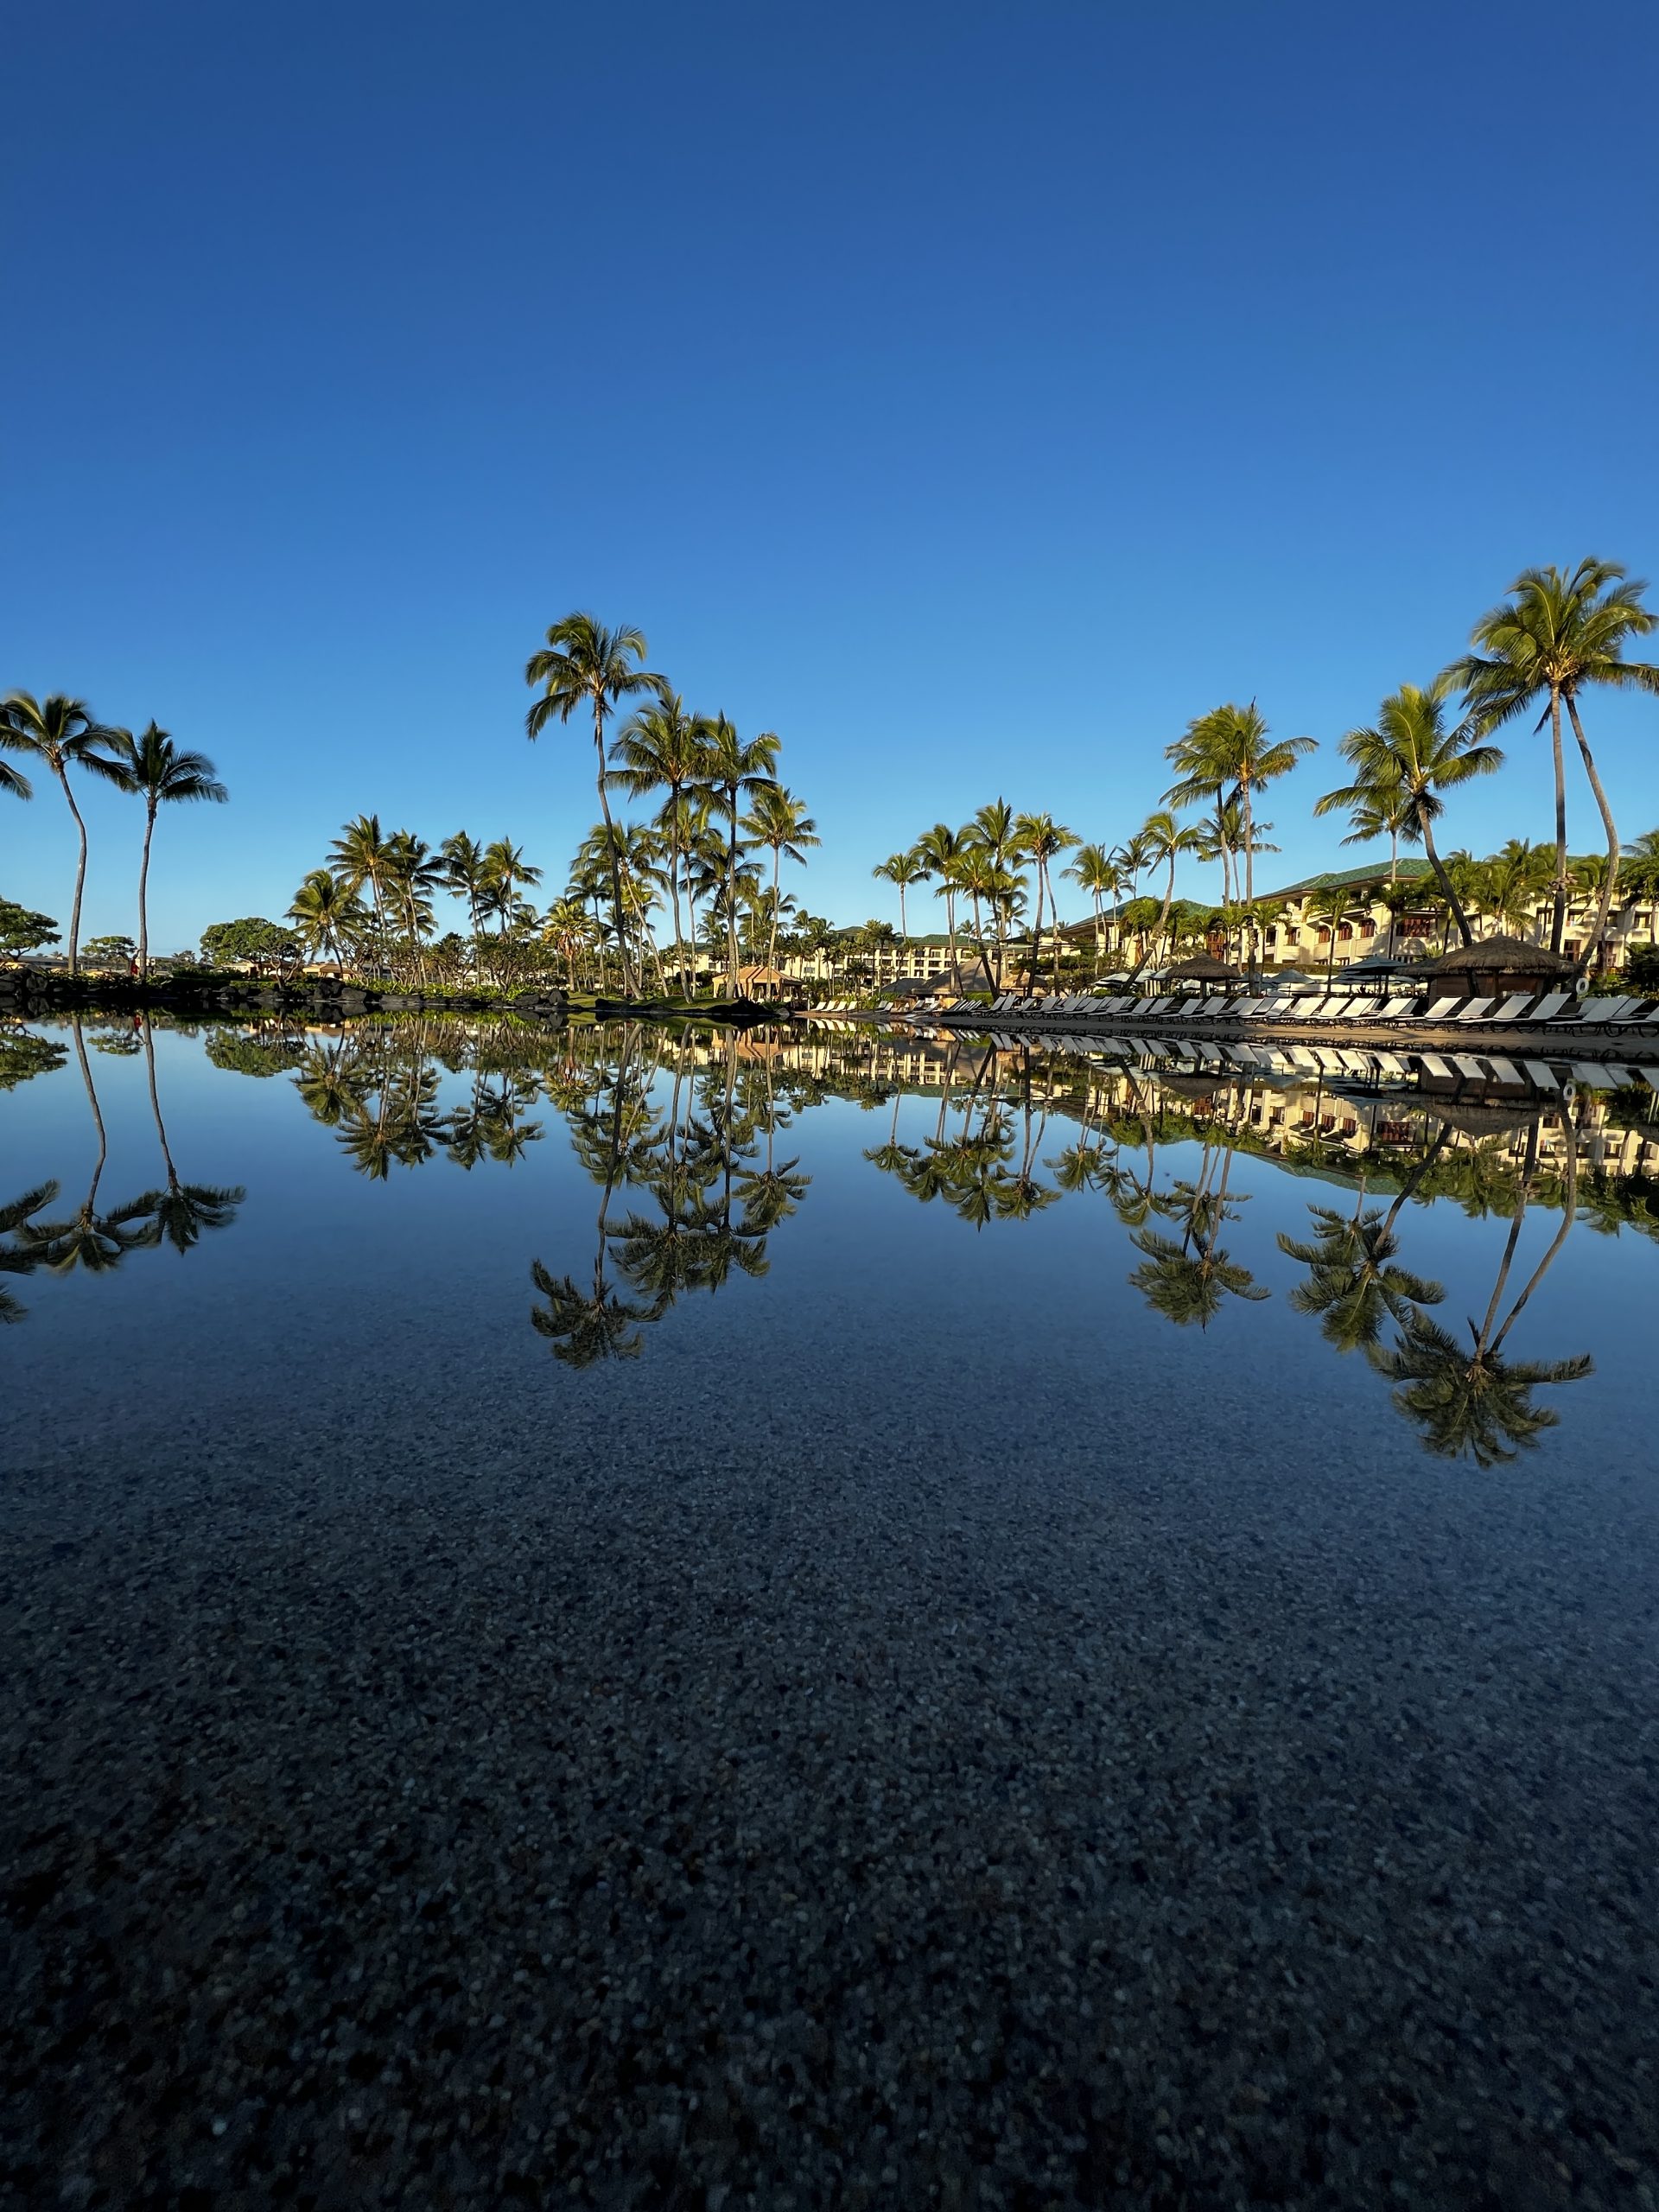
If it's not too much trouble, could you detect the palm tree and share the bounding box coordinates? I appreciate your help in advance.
[872,848,928,956]
[288,868,366,970]
[1205,702,1315,971]
[1065,844,1122,968]
[1164,712,1239,903]
[913,823,964,991]
[1132,809,1202,977]
[0,693,125,976]
[1359,677,1504,949]
[609,688,708,995]
[1315,721,1416,881]
[0,757,30,801]
[700,716,780,997]
[440,831,488,969]
[481,838,543,932]
[328,814,394,969]
[1452,560,1659,966]
[969,800,1018,986]
[1013,812,1078,989]
[743,784,818,995]
[524,613,660,995]
[99,723,228,979]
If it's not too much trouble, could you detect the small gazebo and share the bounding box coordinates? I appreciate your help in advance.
[1424,934,1579,1000]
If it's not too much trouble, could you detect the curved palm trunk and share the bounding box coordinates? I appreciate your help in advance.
[71,1019,107,1218]
[140,1015,180,1192]
[594,698,637,997]
[1490,1115,1578,1353]
[55,765,92,979]
[1548,689,1568,956]
[1563,694,1620,976]
[1130,854,1179,983]
[1419,810,1474,948]
[944,888,963,994]
[137,799,158,980]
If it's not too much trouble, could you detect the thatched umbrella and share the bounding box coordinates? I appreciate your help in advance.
[1424,934,1578,998]
[1160,951,1241,988]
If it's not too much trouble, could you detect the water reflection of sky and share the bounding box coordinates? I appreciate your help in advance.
[3,1015,1657,1486]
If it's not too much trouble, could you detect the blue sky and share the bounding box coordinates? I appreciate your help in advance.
[5,0,1657,950]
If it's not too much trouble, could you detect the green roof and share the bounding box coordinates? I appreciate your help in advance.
[1262,859,1436,899]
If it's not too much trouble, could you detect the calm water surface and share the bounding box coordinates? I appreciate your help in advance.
[5,1013,1658,1475]
[3,1012,1658,2208]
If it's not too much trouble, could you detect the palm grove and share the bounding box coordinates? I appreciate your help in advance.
[4,561,1658,993]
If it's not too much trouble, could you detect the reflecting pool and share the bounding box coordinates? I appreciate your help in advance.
[3,1013,1658,2207]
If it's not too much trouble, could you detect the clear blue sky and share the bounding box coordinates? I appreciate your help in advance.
[5,0,1657,950]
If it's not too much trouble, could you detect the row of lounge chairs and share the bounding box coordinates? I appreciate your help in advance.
[961,987,1658,1033]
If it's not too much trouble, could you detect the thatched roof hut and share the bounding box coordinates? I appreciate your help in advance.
[1425,934,1577,996]
[1160,951,1240,987]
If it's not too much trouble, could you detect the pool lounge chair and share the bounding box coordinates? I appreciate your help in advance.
[1452,998,1497,1022]
[1529,992,1574,1022]
[1490,995,1537,1022]
[1421,997,1464,1021]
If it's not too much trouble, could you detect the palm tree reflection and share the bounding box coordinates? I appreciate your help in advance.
[530,1028,810,1363]
[1128,1141,1269,1328]
[135,1015,245,1253]
[0,1181,60,1322]
[1371,1109,1592,1466]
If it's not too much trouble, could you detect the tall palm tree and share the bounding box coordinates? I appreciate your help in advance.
[609,688,708,995]
[1132,809,1202,977]
[1164,712,1239,904]
[97,723,228,979]
[742,784,818,995]
[0,693,125,976]
[969,800,1018,987]
[1013,812,1078,988]
[1065,843,1122,967]
[699,716,779,997]
[1360,677,1504,949]
[872,847,928,954]
[524,613,659,995]
[913,823,964,991]
[1452,559,1659,966]
[384,831,445,981]
[1315,721,1415,881]
[439,831,487,969]
[328,814,393,969]
[1205,702,1315,970]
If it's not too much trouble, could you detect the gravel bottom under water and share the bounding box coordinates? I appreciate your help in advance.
[3,1407,1656,2212]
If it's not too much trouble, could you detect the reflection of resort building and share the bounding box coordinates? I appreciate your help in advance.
[772,1027,1659,1186]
